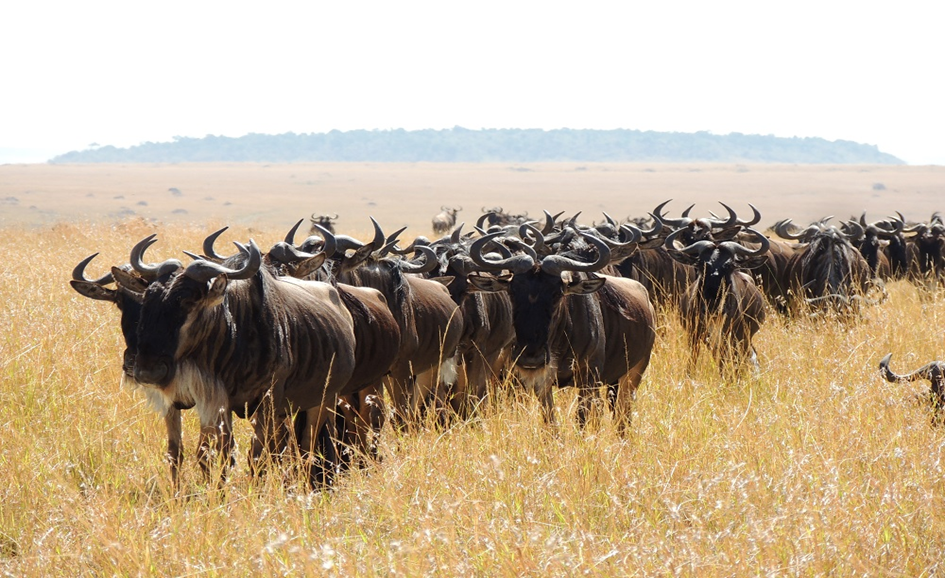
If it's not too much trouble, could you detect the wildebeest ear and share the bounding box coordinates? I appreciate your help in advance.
[467,274,511,293]
[429,276,454,287]
[69,280,118,303]
[737,255,769,271]
[564,276,606,295]
[205,274,228,307]
[339,244,376,273]
[290,253,327,279]
[665,249,699,267]
[111,267,148,293]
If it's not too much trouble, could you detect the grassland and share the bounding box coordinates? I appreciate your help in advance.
[1,163,944,575]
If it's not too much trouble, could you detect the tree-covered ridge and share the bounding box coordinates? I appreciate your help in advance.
[50,128,904,164]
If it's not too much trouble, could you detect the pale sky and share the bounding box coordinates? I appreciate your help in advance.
[2,1,942,164]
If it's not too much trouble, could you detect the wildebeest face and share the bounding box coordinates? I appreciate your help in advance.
[134,274,227,387]
[70,268,148,379]
[469,270,603,369]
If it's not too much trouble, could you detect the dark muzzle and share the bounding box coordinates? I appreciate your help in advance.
[133,354,174,387]
[513,345,550,369]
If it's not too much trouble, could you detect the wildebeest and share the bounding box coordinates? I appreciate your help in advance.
[904,213,945,289]
[310,213,339,236]
[432,206,461,235]
[131,238,358,483]
[419,225,515,418]
[665,227,769,371]
[70,244,197,483]
[777,218,873,315]
[319,218,465,427]
[476,207,531,230]
[879,353,945,415]
[273,220,402,466]
[467,226,656,431]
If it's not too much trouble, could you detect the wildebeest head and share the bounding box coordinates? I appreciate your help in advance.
[133,239,262,388]
[310,213,338,236]
[467,229,609,370]
[665,227,769,304]
[70,237,183,378]
[880,353,945,413]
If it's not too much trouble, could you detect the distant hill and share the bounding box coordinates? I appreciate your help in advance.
[49,128,904,164]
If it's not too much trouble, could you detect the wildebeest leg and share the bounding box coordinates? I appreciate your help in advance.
[196,407,233,485]
[614,360,647,435]
[247,385,294,478]
[164,408,183,486]
[294,401,340,488]
[537,382,556,427]
[385,374,415,429]
[575,364,605,429]
[413,367,439,424]
[458,352,491,419]
[350,384,385,464]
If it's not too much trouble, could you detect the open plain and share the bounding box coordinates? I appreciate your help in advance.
[1,162,945,575]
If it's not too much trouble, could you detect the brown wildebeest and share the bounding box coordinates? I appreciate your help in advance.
[665,227,769,373]
[432,206,461,235]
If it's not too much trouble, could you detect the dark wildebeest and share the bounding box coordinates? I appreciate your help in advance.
[778,219,873,314]
[272,220,402,466]
[320,219,465,427]
[476,207,531,230]
[70,248,196,483]
[904,214,945,289]
[879,353,945,416]
[309,213,338,236]
[665,227,769,372]
[420,224,515,418]
[842,217,893,281]
[432,206,461,235]
[467,227,656,431]
[131,238,357,483]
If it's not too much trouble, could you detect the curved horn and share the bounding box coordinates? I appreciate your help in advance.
[665,228,714,255]
[130,235,183,280]
[368,217,386,251]
[618,223,642,245]
[72,253,114,285]
[309,223,338,258]
[469,232,535,274]
[722,228,770,258]
[450,223,464,245]
[880,353,942,384]
[267,241,320,265]
[655,199,694,229]
[738,203,762,227]
[706,201,738,229]
[773,219,807,240]
[284,219,304,244]
[201,226,230,262]
[541,210,564,235]
[540,230,611,276]
[398,245,439,274]
[183,239,262,283]
[519,223,549,254]
[844,220,865,240]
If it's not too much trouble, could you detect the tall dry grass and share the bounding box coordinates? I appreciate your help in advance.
[1,220,944,576]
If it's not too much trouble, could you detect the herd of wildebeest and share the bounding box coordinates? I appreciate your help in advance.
[68,202,945,488]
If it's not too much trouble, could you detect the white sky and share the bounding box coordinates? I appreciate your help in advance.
[1,1,942,164]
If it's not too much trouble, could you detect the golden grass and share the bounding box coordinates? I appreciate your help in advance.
[2,219,945,576]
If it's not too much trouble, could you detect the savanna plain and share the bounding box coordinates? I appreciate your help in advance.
[1,162,945,575]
